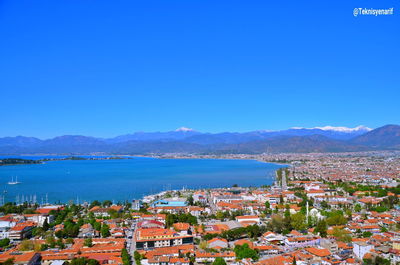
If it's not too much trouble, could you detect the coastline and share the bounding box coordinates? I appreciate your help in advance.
[0,155,281,204]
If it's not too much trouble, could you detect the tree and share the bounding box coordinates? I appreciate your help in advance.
[354,204,362,212]
[46,236,56,248]
[362,231,373,238]
[93,222,102,231]
[32,227,45,238]
[0,258,14,265]
[332,227,351,243]
[102,200,112,207]
[269,214,284,233]
[134,251,142,265]
[19,240,34,251]
[70,257,100,265]
[121,248,131,265]
[84,238,93,247]
[314,220,327,238]
[326,211,347,226]
[320,201,330,210]
[290,212,306,231]
[234,243,259,261]
[216,211,225,221]
[89,201,101,209]
[0,238,10,248]
[101,224,111,238]
[186,196,194,206]
[212,257,227,265]
[42,219,49,231]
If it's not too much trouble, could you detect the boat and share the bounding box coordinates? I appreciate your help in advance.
[8,176,21,185]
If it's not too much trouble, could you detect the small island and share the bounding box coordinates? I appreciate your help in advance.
[0,158,42,166]
[0,156,131,166]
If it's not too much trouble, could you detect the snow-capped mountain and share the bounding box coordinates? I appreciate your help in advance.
[298,125,372,133]
[1,125,400,154]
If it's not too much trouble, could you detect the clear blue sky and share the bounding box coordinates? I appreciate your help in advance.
[0,0,399,138]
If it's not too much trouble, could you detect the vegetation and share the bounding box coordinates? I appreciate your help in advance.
[84,238,93,247]
[0,158,40,166]
[314,220,327,237]
[234,243,259,261]
[0,238,10,248]
[165,213,197,227]
[67,257,100,265]
[134,251,142,265]
[101,224,111,237]
[121,248,131,265]
[212,257,227,265]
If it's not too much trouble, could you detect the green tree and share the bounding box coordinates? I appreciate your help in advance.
[70,257,100,265]
[290,212,306,231]
[0,238,10,248]
[332,227,351,243]
[0,258,14,265]
[212,257,227,265]
[101,224,111,237]
[89,201,101,209]
[134,251,142,265]
[102,200,112,207]
[186,196,194,206]
[362,231,373,238]
[354,204,362,212]
[234,243,259,261]
[42,219,49,231]
[93,222,102,231]
[121,248,131,265]
[314,220,327,238]
[84,238,93,247]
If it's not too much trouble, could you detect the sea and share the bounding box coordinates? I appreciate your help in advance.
[0,156,282,204]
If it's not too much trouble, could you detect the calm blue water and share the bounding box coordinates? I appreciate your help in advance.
[0,157,281,203]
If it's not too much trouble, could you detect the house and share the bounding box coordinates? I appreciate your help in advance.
[172,223,191,235]
[284,235,320,249]
[235,215,260,225]
[132,200,141,211]
[9,221,36,241]
[207,238,228,250]
[254,245,281,256]
[305,247,331,261]
[195,251,235,263]
[78,223,97,238]
[0,251,41,265]
[135,228,193,250]
[353,241,374,260]
[137,220,165,229]
[262,232,285,245]
[0,215,17,239]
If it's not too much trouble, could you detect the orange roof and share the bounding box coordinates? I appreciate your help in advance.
[305,247,331,257]
[234,239,254,248]
[236,215,259,219]
[207,238,228,244]
[0,252,39,263]
[173,222,190,231]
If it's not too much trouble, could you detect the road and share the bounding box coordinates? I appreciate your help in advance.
[125,219,137,257]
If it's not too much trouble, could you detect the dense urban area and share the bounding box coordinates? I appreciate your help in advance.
[0,152,400,265]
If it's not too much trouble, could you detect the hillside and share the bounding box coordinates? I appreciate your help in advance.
[0,125,398,154]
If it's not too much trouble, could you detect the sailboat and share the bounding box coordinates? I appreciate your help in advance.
[8,176,21,185]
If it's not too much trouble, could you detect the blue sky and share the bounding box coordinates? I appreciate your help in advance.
[0,0,399,138]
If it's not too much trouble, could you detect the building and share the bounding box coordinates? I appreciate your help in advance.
[353,241,374,260]
[135,228,193,250]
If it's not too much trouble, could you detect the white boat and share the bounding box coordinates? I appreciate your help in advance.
[8,176,21,185]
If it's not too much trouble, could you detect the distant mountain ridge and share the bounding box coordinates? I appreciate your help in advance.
[0,125,398,155]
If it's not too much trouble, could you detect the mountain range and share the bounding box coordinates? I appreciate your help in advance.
[0,125,399,155]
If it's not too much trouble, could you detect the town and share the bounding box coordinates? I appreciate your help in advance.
[0,152,399,265]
